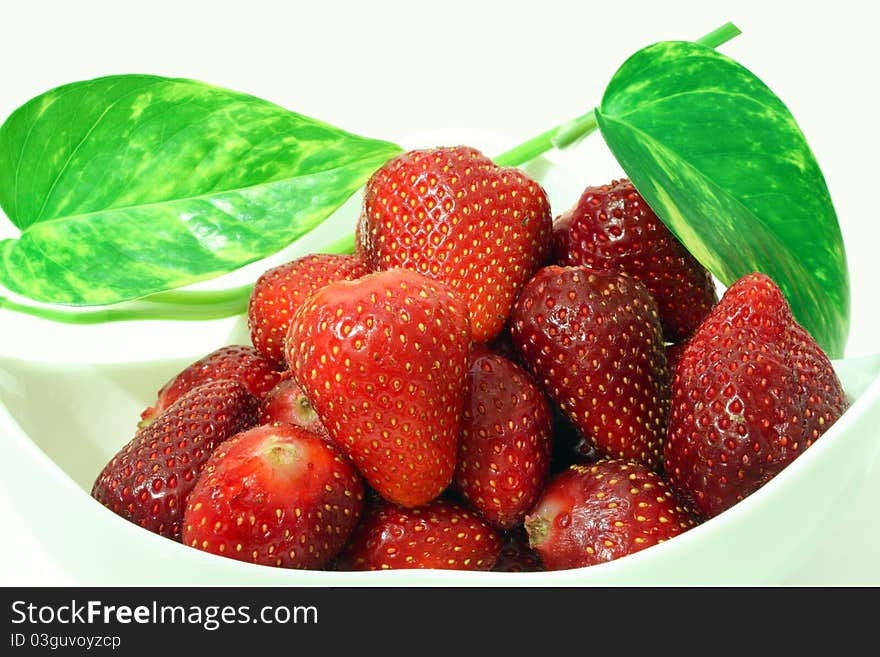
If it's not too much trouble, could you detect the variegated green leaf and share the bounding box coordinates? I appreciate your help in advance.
[596,42,849,357]
[0,74,401,305]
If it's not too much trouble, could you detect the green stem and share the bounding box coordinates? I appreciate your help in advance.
[494,110,596,167]
[494,20,741,167]
[695,21,742,49]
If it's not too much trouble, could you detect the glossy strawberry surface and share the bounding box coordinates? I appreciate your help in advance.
[259,374,329,440]
[664,273,848,518]
[361,146,552,342]
[183,424,363,569]
[93,379,260,540]
[454,347,553,528]
[140,345,280,427]
[286,268,471,507]
[248,253,370,368]
[525,460,694,569]
[552,179,717,342]
[511,265,670,470]
[336,497,502,571]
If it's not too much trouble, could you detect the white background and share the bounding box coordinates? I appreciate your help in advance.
[0,0,878,584]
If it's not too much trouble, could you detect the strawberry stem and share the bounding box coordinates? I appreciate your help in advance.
[493,21,742,167]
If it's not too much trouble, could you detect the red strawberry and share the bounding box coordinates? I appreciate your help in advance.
[454,347,553,529]
[140,345,281,427]
[493,527,544,572]
[92,379,260,540]
[664,273,848,519]
[248,254,370,368]
[525,460,694,570]
[510,265,670,470]
[361,146,552,343]
[286,268,471,508]
[183,424,364,569]
[335,497,502,571]
[259,374,329,439]
[552,179,717,342]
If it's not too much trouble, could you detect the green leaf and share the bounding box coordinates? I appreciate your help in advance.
[0,74,402,306]
[596,42,850,358]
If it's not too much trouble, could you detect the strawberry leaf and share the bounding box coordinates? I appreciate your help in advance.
[596,41,849,358]
[0,75,401,306]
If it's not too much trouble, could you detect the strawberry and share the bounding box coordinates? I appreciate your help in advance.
[139,345,281,427]
[286,268,471,508]
[524,460,694,570]
[510,265,670,470]
[248,253,370,368]
[92,379,260,540]
[454,347,553,529]
[493,527,544,572]
[663,273,848,519]
[335,497,502,571]
[183,424,364,569]
[552,179,717,343]
[259,373,329,440]
[360,146,552,343]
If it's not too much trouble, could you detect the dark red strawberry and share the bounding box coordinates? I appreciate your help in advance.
[259,374,329,439]
[525,460,694,570]
[510,265,670,470]
[286,268,471,508]
[183,424,363,569]
[92,379,260,540]
[493,527,544,572]
[140,345,281,427]
[552,179,717,342]
[248,253,370,368]
[664,273,848,519]
[361,146,552,343]
[335,497,502,571]
[454,347,553,529]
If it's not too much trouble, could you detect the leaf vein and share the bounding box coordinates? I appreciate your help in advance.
[33,79,168,222]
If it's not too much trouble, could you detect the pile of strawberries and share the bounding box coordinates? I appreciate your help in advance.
[91,146,849,572]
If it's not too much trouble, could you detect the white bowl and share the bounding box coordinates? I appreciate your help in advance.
[1,131,879,585]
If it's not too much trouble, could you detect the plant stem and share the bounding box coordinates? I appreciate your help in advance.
[695,21,742,49]
[493,20,741,167]
[494,111,597,167]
